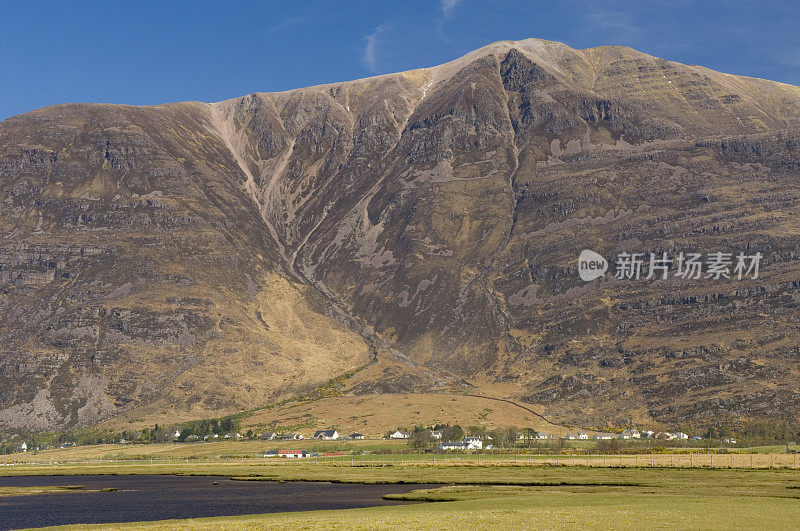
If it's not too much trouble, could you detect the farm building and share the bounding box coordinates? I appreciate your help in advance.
[278,450,308,458]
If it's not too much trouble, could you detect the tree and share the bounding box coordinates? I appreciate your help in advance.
[503,426,519,448]
[219,416,238,434]
[408,428,434,451]
[522,428,538,448]
[466,425,486,438]
[443,424,464,442]
[487,426,519,449]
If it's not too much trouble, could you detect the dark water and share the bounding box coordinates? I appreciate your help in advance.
[0,475,439,530]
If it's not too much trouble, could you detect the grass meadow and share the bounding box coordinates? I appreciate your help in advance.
[2,441,800,529]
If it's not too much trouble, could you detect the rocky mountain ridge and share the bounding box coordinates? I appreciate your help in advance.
[2,38,799,431]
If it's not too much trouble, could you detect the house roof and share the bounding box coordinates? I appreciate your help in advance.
[314,429,337,436]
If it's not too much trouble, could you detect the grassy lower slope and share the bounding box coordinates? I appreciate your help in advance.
[241,392,564,437]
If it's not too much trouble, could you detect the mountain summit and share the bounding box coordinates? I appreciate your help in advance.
[2,38,799,431]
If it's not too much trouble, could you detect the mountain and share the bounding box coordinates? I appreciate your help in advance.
[2,38,799,432]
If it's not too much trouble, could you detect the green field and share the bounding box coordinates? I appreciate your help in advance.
[0,484,96,498]
[3,439,800,471]
[25,466,800,530]
[3,442,800,529]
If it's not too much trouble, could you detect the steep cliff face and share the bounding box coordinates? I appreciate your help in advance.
[0,102,371,430]
[2,38,800,430]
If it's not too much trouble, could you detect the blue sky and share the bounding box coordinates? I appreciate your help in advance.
[1,0,798,121]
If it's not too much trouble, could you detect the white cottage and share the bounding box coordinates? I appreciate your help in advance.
[463,436,483,449]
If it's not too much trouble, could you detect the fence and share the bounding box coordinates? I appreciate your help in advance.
[2,453,799,469]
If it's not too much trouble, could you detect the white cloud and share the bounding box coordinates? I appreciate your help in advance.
[363,24,386,72]
[440,0,461,18]
[584,7,642,41]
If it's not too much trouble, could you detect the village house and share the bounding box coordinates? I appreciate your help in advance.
[593,433,616,440]
[430,430,444,440]
[389,430,409,439]
[279,433,302,440]
[348,433,365,440]
[438,436,483,451]
[619,429,641,439]
[19,442,27,452]
[260,432,277,440]
[313,430,339,440]
[438,441,469,450]
[675,432,689,440]
[563,432,589,440]
[278,450,308,458]
[463,436,483,449]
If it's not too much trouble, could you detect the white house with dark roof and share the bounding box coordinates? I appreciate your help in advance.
[438,436,484,451]
[438,441,469,450]
[463,436,483,449]
[278,450,308,458]
[620,429,641,439]
[313,430,339,440]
